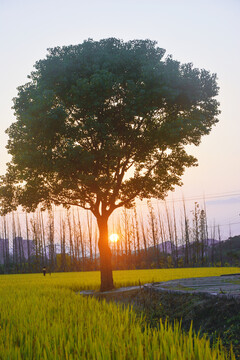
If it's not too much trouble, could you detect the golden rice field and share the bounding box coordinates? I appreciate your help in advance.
[0,267,239,359]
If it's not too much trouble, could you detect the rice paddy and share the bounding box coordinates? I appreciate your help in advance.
[0,267,239,359]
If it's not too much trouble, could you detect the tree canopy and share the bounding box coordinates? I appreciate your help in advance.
[0,38,220,290]
[0,38,219,218]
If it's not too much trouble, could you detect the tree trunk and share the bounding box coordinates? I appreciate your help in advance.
[97,216,114,291]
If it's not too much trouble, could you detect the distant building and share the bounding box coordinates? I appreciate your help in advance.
[13,237,35,261]
[0,238,9,265]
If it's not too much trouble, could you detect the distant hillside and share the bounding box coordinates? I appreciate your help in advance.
[144,236,240,267]
[213,235,240,265]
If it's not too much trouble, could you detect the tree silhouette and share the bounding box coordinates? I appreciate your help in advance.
[0,38,219,290]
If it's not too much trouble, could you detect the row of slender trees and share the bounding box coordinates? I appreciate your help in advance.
[0,200,236,274]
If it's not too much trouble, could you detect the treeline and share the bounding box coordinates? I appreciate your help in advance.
[0,201,239,274]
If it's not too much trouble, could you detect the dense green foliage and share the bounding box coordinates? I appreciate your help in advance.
[0,38,219,215]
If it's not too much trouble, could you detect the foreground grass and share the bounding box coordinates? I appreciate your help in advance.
[0,267,239,359]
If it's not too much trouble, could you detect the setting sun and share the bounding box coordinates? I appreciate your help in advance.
[109,233,119,243]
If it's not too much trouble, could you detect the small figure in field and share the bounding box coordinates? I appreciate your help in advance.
[43,266,46,276]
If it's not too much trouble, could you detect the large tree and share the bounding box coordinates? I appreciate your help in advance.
[0,38,219,290]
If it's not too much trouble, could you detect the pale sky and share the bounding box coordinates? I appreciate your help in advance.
[0,0,240,237]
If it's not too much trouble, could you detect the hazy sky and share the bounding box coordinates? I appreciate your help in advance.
[1,0,240,237]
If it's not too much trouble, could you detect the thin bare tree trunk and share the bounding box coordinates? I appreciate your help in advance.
[133,206,140,266]
[67,210,73,270]
[87,211,93,266]
[172,201,178,268]
[218,225,223,266]
[40,211,47,267]
[139,212,148,262]
[211,221,216,266]
[165,203,174,267]
[60,214,66,271]
[182,198,190,266]
[77,209,85,271]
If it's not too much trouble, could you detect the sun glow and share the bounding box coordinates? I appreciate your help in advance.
[109,233,119,243]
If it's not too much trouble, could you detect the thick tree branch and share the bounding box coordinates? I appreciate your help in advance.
[112,152,164,210]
